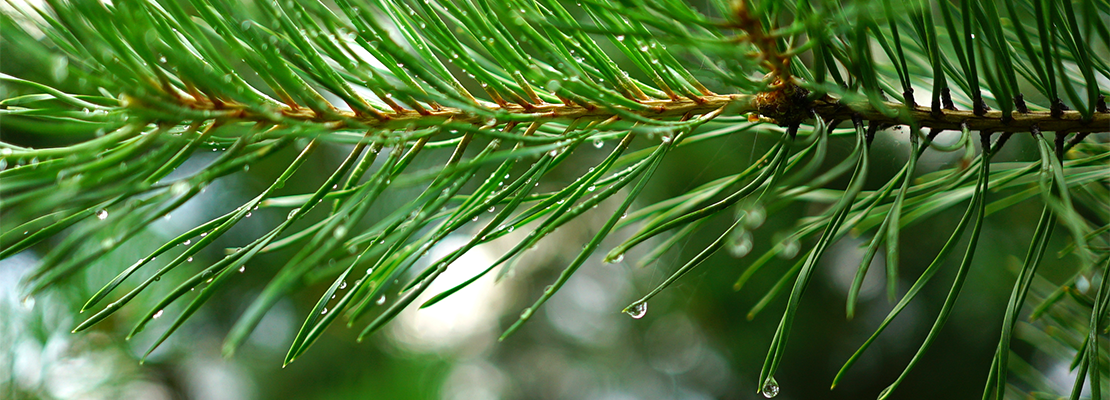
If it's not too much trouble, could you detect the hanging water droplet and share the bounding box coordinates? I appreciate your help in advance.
[761,377,780,398]
[245,212,252,218]
[320,307,328,315]
[488,206,496,213]
[183,239,191,246]
[520,308,533,319]
[593,139,604,148]
[661,135,672,143]
[611,253,624,263]
[338,281,347,290]
[187,257,194,262]
[334,226,348,238]
[587,186,596,192]
[376,295,386,305]
[96,209,108,220]
[153,309,164,319]
[616,35,625,41]
[624,302,647,319]
[239,266,246,273]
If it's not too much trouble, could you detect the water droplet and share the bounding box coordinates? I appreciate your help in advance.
[153,309,164,319]
[239,266,246,273]
[639,45,649,52]
[520,308,533,319]
[610,253,624,263]
[334,226,348,238]
[616,35,625,41]
[187,257,194,262]
[20,296,35,310]
[587,186,596,192]
[743,204,766,229]
[488,206,496,213]
[779,239,800,259]
[245,212,252,218]
[624,302,647,319]
[761,377,780,398]
[593,139,604,148]
[729,230,753,258]
[545,79,561,92]
[171,181,189,195]
[376,295,386,305]
[320,307,328,315]
[338,281,347,290]
[96,209,108,220]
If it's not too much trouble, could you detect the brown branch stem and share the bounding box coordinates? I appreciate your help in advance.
[180,91,1108,135]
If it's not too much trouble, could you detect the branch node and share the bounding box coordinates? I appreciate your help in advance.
[1014,94,1029,114]
[1050,99,1068,119]
[941,88,956,111]
[753,78,811,127]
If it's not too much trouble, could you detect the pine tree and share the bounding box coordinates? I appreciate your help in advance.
[1,0,1107,398]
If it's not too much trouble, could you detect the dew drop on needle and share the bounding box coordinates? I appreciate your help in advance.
[624,302,647,319]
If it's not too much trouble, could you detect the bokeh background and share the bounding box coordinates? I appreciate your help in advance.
[2,0,1105,399]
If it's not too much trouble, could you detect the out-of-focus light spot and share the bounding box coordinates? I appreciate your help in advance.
[388,235,506,353]
[545,265,629,346]
[823,237,883,301]
[644,314,703,374]
[439,360,506,400]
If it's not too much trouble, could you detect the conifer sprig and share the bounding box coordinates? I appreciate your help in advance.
[1,0,1107,398]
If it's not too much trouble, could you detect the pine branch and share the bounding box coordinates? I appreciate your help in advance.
[2,0,1108,398]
